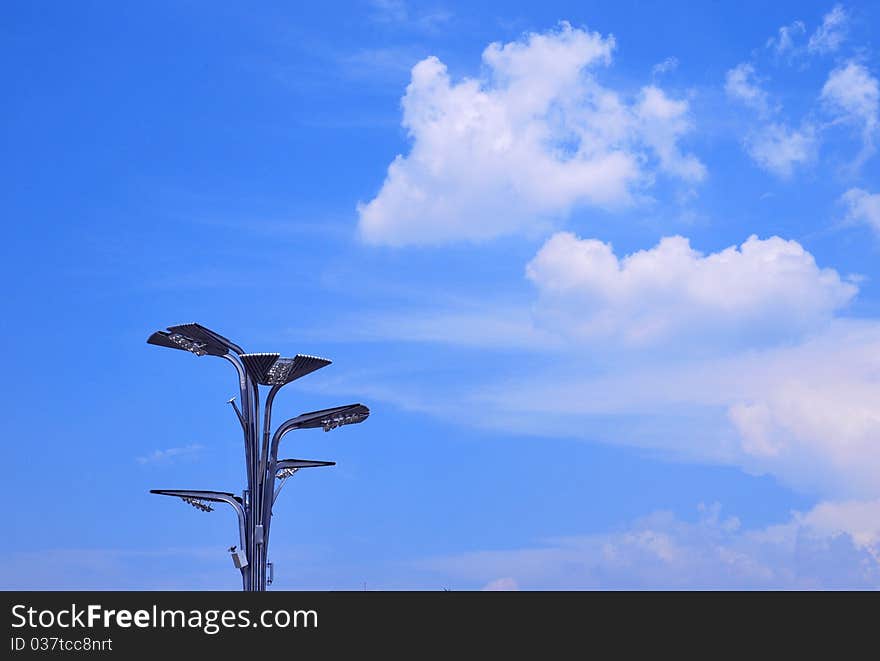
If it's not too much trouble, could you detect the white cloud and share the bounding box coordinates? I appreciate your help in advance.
[323,226,869,501]
[766,20,805,56]
[455,319,880,500]
[370,0,408,23]
[338,305,561,350]
[808,4,849,54]
[764,6,847,60]
[358,23,705,245]
[743,122,817,177]
[421,501,880,588]
[136,443,204,465]
[798,499,880,549]
[821,61,879,155]
[725,366,880,496]
[841,187,880,233]
[344,318,880,503]
[481,577,519,591]
[652,56,678,77]
[369,0,451,31]
[725,63,770,115]
[525,232,854,346]
[636,86,707,182]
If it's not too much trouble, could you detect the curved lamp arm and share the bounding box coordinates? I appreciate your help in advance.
[150,490,247,554]
[261,404,368,561]
[222,353,257,499]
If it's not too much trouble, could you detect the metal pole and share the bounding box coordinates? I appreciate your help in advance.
[256,385,281,591]
[248,379,260,591]
[222,354,254,591]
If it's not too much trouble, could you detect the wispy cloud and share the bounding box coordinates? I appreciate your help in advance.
[6,502,878,589]
[764,5,848,61]
[821,60,879,164]
[137,444,204,465]
[725,62,772,115]
[808,4,849,54]
[726,8,878,177]
[368,0,452,33]
[743,121,818,178]
[0,545,331,590]
[766,20,805,58]
[419,501,880,589]
[651,56,679,77]
[840,188,880,234]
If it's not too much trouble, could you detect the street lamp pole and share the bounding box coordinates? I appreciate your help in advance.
[146,323,369,591]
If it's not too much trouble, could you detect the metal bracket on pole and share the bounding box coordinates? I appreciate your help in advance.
[230,546,248,569]
[227,396,245,431]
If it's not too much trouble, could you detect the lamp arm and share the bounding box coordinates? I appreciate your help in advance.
[260,419,300,574]
[222,354,255,497]
[208,494,248,553]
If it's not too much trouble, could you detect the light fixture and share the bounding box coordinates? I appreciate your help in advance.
[151,489,242,506]
[147,330,206,355]
[275,459,336,479]
[240,353,332,386]
[166,323,244,355]
[277,404,370,433]
[181,496,214,512]
[265,354,332,385]
[321,409,369,432]
[147,322,238,357]
[272,460,336,503]
[276,459,336,471]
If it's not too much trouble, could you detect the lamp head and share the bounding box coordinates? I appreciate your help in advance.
[148,323,240,357]
[240,353,332,386]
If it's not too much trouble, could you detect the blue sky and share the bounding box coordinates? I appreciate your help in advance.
[3,0,880,589]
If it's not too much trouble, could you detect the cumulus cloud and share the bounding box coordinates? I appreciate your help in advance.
[725,359,880,496]
[358,23,705,245]
[725,63,771,115]
[808,4,849,54]
[422,502,880,588]
[332,226,866,500]
[341,232,869,500]
[525,232,855,346]
[821,61,879,157]
[743,122,817,178]
[841,187,880,233]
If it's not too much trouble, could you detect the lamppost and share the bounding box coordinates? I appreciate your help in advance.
[147,322,369,591]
